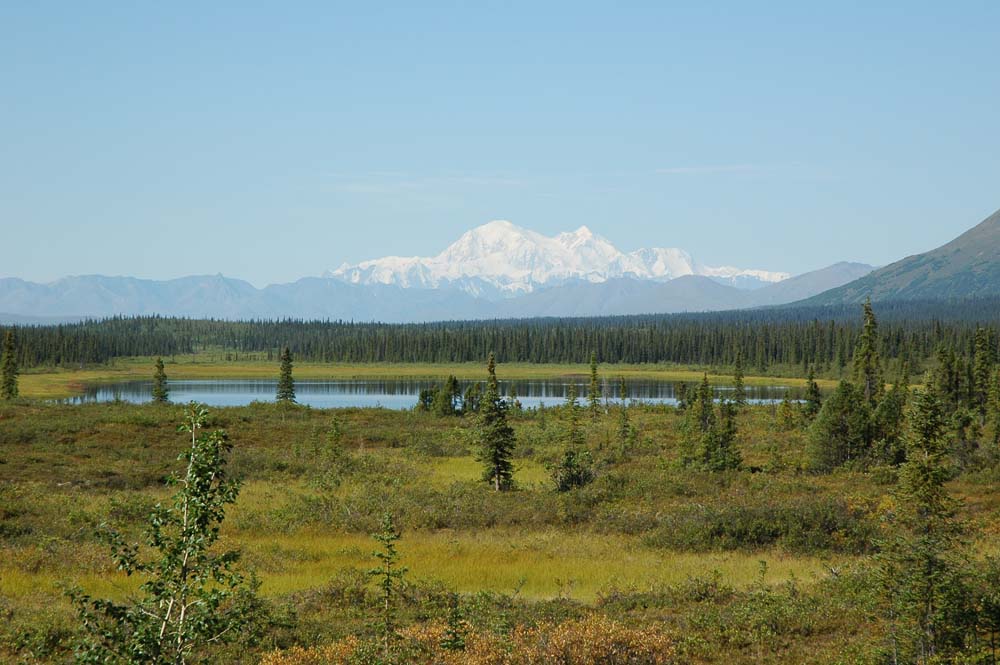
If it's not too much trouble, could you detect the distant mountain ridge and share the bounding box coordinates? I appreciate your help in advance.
[328,220,791,296]
[0,262,873,323]
[802,208,1000,305]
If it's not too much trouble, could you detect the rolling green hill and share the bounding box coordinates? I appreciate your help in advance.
[804,208,1000,304]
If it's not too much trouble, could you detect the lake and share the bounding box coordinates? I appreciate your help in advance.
[64,378,797,410]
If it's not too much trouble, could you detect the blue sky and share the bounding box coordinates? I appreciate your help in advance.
[3,2,999,286]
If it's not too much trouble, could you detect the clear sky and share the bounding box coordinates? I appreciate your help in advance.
[3,2,999,286]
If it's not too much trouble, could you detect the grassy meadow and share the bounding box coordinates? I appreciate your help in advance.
[1,363,992,663]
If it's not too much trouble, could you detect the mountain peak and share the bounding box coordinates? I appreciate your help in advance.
[329,221,787,296]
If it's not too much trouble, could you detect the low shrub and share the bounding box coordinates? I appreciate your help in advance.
[643,496,877,554]
[260,615,677,664]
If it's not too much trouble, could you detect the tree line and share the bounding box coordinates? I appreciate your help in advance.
[8,297,1000,373]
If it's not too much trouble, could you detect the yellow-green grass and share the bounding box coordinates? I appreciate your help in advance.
[20,356,839,399]
[239,529,842,601]
[0,529,842,606]
[425,455,551,488]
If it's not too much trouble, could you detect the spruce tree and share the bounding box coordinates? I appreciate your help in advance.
[776,395,798,431]
[617,376,632,449]
[476,353,515,491]
[462,382,482,414]
[1,329,18,400]
[733,350,747,408]
[151,357,169,404]
[681,375,741,471]
[587,351,601,420]
[807,381,869,471]
[369,512,407,662]
[873,366,911,466]
[276,346,296,403]
[564,381,585,447]
[973,327,995,418]
[431,376,461,416]
[440,593,468,652]
[854,299,885,407]
[803,365,823,419]
[879,387,971,661]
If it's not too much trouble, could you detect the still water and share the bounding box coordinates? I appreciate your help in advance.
[64,378,795,410]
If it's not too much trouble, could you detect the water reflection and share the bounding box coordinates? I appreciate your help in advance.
[64,378,795,410]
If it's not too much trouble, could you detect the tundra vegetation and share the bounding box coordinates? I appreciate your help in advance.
[3,304,1000,663]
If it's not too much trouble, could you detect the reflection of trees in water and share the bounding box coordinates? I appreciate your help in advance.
[75,378,793,407]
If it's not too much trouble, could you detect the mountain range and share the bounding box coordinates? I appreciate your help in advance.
[0,219,871,323]
[5,208,999,323]
[328,220,790,296]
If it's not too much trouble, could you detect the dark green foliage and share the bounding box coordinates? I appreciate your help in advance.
[879,387,972,662]
[276,347,295,403]
[733,351,746,408]
[680,376,741,471]
[1,329,18,400]
[776,396,798,431]
[151,357,169,404]
[563,382,585,448]
[462,382,482,415]
[587,351,601,420]
[368,512,407,662]
[809,302,905,471]
[871,370,910,466]
[646,496,877,555]
[803,365,822,419]
[13,298,1000,372]
[973,327,995,418]
[439,593,467,652]
[420,376,462,416]
[550,448,595,492]
[617,377,633,450]
[416,387,436,411]
[853,299,884,407]
[675,382,690,410]
[808,381,870,471]
[476,353,515,491]
[68,403,263,664]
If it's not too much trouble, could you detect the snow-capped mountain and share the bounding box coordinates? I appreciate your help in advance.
[329,220,790,296]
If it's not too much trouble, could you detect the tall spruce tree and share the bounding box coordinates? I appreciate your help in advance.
[854,299,885,407]
[587,351,601,420]
[151,357,169,404]
[476,353,515,491]
[873,365,911,466]
[879,386,971,662]
[1,329,18,400]
[733,350,747,408]
[973,327,995,418]
[276,346,296,403]
[617,376,632,449]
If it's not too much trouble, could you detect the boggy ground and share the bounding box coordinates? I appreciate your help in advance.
[2,396,997,663]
